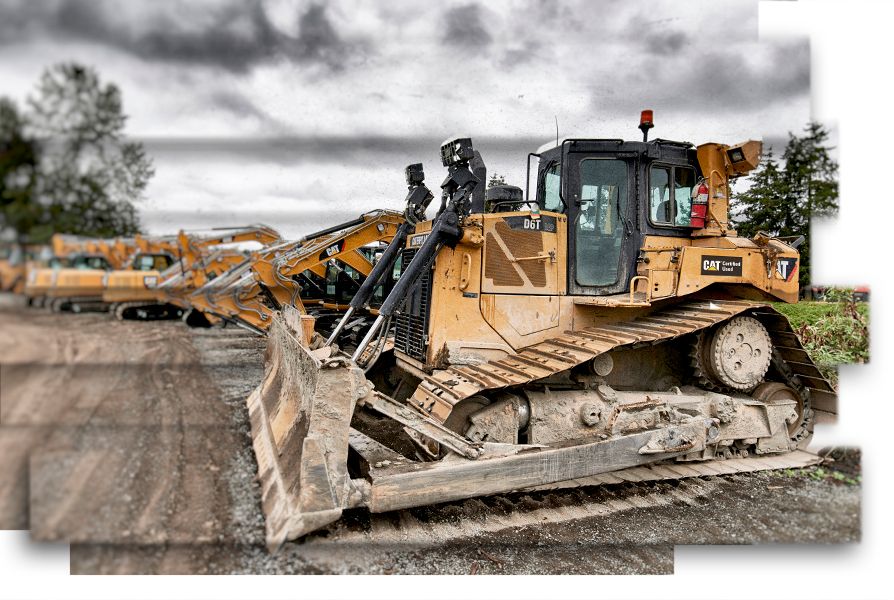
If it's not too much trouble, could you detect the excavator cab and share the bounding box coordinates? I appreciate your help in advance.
[322,246,396,308]
[295,271,328,304]
[324,261,363,305]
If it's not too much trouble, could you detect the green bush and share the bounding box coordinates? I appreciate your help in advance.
[772,298,869,387]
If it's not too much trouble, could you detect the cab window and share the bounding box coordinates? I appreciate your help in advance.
[73,256,110,270]
[392,253,404,281]
[134,254,157,271]
[649,166,671,223]
[325,262,338,296]
[649,165,696,226]
[543,162,563,212]
[674,168,695,226]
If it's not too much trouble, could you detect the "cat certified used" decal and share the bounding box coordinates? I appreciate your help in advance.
[701,255,743,276]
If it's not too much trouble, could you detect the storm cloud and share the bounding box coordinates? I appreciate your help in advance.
[441,3,493,50]
[0,0,812,234]
[0,0,368,73]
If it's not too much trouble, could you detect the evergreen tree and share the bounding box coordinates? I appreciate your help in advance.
[732,122,838,288]
[0,97,40,241]
[733,149,785,239]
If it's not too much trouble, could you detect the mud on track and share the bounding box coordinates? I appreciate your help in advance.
[0,300,860,574]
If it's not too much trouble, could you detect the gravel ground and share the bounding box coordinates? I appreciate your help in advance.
[0,300,861,574]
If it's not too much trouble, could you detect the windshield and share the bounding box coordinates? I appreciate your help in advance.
[133,253,172,271]
[72,256,110,270]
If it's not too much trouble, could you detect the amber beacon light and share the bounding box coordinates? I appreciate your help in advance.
[639,109,654,142]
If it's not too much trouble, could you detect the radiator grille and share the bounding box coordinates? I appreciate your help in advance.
[393,248,432,362]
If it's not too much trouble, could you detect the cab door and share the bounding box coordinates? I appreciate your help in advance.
[566,155,637,296]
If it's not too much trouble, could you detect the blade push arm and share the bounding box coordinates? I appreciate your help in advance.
[325,164,435,345]
[351,140,480,363]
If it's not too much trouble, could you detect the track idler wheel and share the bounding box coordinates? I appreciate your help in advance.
[692,315,772,392]
[752,381,814,449]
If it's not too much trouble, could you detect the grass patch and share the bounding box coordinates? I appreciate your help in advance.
[772,298,869,388]
[773,466,861,486]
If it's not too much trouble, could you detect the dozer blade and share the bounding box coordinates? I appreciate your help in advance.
[247,307,368,550]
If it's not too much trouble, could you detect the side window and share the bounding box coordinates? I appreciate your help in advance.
[135,254,155,271]
[325,263,337,296]
[649,165,697,227]
[543,163,563,212]
[649,166,671,223]
[674,168,695,226]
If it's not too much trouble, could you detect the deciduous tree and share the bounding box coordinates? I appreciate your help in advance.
[25,63,154,241]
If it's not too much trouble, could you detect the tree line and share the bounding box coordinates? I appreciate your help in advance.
[1,63,152,243]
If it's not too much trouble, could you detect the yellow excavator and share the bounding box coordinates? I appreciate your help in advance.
[23,234,94,304]
[188,210,405,335]
[102,233,180,319]
[0,242,44,294]
[24,235,132,310]
[151,225,282,326]
[246,113,838,549]
[44,237,140,312]
[0,243,22,293]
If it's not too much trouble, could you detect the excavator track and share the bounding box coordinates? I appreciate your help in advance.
[111,300,183,321]
[411,299,837,425]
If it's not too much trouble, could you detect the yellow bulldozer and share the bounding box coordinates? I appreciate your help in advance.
[188,210,406,335]
[249,115,838,548]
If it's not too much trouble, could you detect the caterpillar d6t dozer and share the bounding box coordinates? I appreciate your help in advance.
[250,113,837,550]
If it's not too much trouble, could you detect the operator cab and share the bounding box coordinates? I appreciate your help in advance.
[531,135,700,296]
[320,245,396,308]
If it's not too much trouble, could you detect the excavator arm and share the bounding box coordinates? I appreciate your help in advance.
[172,224,282,293]
[265,210,406,312]
[193,211,407,334]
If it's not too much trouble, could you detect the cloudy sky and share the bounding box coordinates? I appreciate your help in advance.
[0,0,810,238]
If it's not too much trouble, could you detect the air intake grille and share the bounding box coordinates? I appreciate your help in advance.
[393,248,432,362]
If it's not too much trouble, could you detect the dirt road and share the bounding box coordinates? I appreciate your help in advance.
[0,300,860,574]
